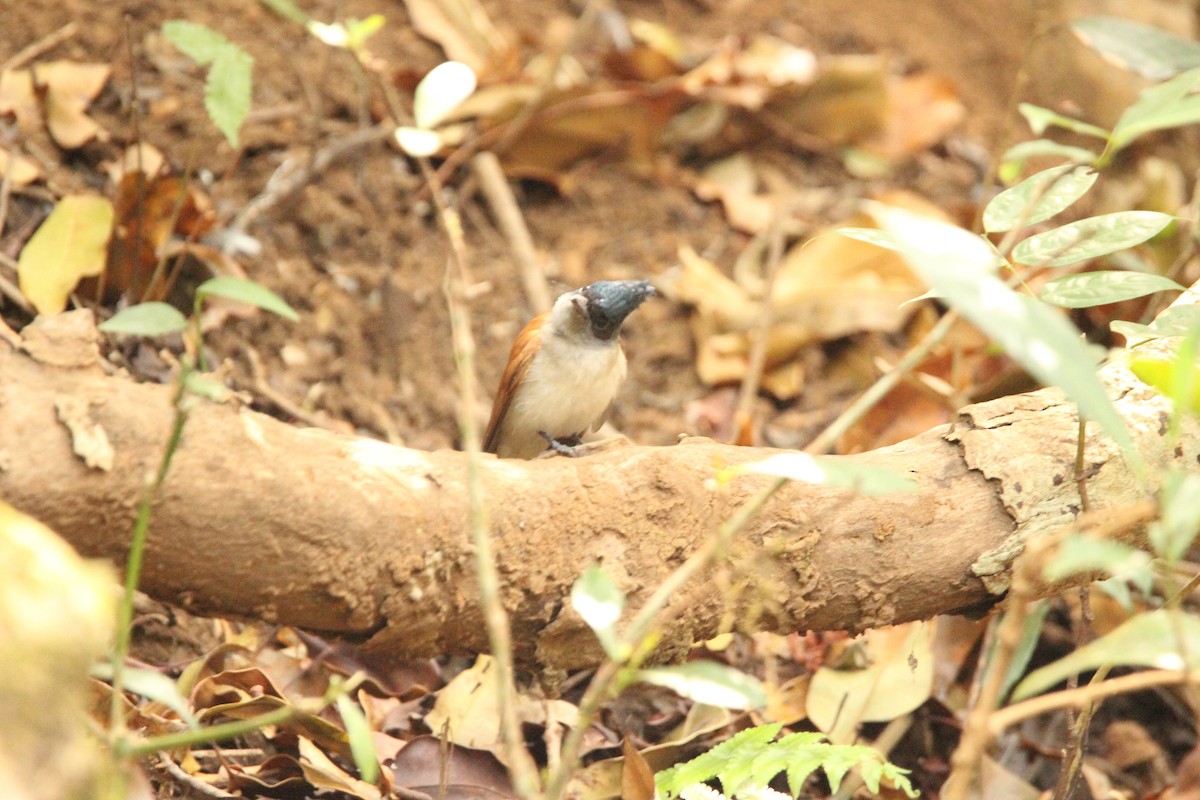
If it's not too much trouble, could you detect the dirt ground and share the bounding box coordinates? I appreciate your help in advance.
[9,1,1200,798]
[1,0,1086,456]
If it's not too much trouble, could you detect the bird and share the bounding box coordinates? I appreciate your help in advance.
[483,279,656,459]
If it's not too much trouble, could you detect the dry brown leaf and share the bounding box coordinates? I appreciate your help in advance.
[758,674,809,726]
[0,69,39,131]
[424,654,501,749]
[299,737,381,800]
[388,735,515,797]
[33,61,111,149]
[226,753,307,795]
[400,0,510,76]
[620,738,656,800]
[100,170,217,304]
[501,90,681,184]
[861,72,966,162]
[767,54,887,147]
[806,621,935,743]
[0,146,42,186]
[690,153,778,234]
[979,756,1040,800]
[678,35,817,110]
[667,195,936,398]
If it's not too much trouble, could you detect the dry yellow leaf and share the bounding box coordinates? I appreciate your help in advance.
[17,194,115,315]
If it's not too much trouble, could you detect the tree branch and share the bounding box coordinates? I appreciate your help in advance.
[0,307,1192,671]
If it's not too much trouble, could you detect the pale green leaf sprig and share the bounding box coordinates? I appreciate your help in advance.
[101,276,297,338]
[308,15,385,53]
[655,723,918,800]
[162,21,253,148]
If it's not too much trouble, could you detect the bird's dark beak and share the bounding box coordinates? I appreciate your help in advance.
[580,280,655,340]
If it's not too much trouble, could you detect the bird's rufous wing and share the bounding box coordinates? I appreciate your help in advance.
[482,313,546,454]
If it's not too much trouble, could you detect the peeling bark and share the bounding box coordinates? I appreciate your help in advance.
[0,309,1191,672]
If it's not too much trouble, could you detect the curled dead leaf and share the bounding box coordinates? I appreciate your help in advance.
[32,61,112,149]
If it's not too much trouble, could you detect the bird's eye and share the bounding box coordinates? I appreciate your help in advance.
[592,317,613,336]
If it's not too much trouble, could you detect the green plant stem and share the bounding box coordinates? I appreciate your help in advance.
[544,476,787,800]
[110,367,191,738]
[120,706,296,758]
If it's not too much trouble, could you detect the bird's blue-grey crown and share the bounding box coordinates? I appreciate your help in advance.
[580,280,655,340]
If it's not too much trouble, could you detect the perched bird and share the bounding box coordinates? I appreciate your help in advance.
[483,280,655,459]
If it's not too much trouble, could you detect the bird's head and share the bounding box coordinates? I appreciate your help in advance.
[549,279,655,343]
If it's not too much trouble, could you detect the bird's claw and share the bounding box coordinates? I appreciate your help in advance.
[538,431,583,457]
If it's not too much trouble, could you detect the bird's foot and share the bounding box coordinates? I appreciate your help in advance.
[538,431,583,457]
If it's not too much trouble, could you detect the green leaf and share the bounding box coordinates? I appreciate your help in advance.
[344,15,385,51]
[835,227,901,251]
[730,452,917,495]
[1113,306,1200,347]
[983,165,1098,233]
[1039,270,1184,308]
[197,276,298,320]
[656,724,782,798]
[335,692,379,783]
[998,600,1051,703]
[1043,535,1153,582]
[1018,103,1110,139]
[99,302,188,336]
[258,0,310,24]
[205,47,253,148]
[1000,140,1098,182]
[868,202,1136,460]
[748,732,827,791]
[1108,66,1200,154]
[1014,211,1174,268]
[570,566,625,658]
[184,372,232,402]
[1129,348,1200,414]
[1072,16,1200,80]
[162,20,232,65]
[638,662,766,711]
[91,662,199,728]
[17,194,114,315]
[1149,305,1200,338]
[1013,610,1200,700]
[1151,470,1200,562]
[163,22,253,148]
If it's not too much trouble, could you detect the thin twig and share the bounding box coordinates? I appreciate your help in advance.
[988,666,1200,735]
[0,139,15,239]
[227,122,392,237]
[731,219,786,445]
[243,347,342,431]
[0,21,78,73]
[1050,664,1108,800]
[472,151,552,313]
[417,154,542,800]
[154,755,236,799]
[805,310,959,454]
